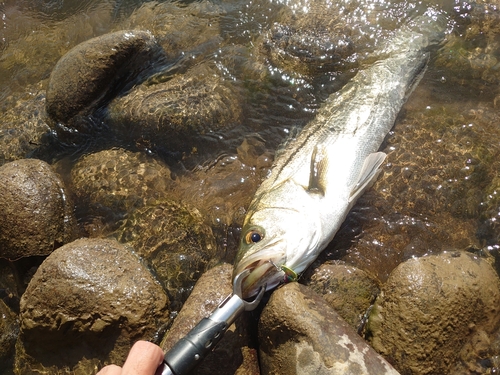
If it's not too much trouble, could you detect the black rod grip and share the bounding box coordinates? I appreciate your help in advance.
[163,318,228,375]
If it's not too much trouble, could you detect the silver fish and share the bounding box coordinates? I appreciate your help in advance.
[233,10,447,298]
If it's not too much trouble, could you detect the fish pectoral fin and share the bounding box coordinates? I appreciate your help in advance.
[349,152,386,202]
[307,145,329,196]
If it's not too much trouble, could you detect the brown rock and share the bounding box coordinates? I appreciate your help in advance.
[367,251,500,374]
[304,261,380,329]
[259,282,399,375]
[161,263,260,375]
[0,299,18,372]
[46,30,166,131]
[17,238,170,373]
[0,159,77,260]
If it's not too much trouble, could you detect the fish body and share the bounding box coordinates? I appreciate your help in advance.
[233,11,447,298]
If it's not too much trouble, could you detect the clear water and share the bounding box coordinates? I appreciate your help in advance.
[1,0,500,372]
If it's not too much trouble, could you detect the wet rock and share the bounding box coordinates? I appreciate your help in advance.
[303,261,380,329]
[366,251,500,375]
[0,299,18,374]
[107,62,242,154]
[259,282,399,375]
[161,263,260,375]
[46,30,166,139]
[16,238,170,373]
[0,87,50,166]
[121,0,223,59]
[111,200,219,310]
[0,158,77,260]
[70,148,175,233]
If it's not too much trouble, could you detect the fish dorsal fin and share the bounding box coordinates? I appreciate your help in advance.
[349,152,386,202]
[308,145,329,196]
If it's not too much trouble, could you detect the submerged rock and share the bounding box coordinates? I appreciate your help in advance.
[70,148,175,233]
[107,62,242,154]
[46,30,167,142]
[0,299,18,374]
[161,263,260,375]
[259,282,399,375]
[0,87,50,166]
[303,261,380,330]
[111,200,219,310]
[0,158,77,260]
[367,251,500,375]
[16,238,170,374]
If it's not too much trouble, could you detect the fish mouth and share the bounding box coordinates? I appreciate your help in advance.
[233,258,285,299]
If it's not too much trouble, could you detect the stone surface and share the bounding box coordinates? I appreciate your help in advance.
[69,148,175,234]
[259,282,399,375]
[367,251,500,375]
[161,263,260,375]
[107,61,242,154]
[0,299,18,374]
[111,200,219,311]
[303,261,380,329]
[46,30,166,140]
[16,238,170,373]
[0,158,77,260]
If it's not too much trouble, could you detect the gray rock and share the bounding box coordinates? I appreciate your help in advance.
[367,251,500,375]
[46,30,166,136]
[16,238,170,373]
[303,261,379,329]
[259,282,399,375]
[0,159,77,260]
[161,263,260,375]
[111,200,219,310]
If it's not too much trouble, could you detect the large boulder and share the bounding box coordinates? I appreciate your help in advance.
[0,158,77,260]
[16,238,170,373]
[367,251,500,374]
[258,282,399,375]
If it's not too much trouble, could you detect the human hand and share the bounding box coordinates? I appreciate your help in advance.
[97,340,164,375]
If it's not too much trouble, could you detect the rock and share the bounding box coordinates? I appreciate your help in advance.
[0,87,50,166]
[107,62,242,155]
[16,238,170,373]
[258,282,399,375]
[111,200,219,310]
[70,148,175,232]
[46,30,166,139]
[366,251,500,375]
[0,159,77,260]
[0,299,18,374]
[161,263,260,375]
[303,261,380,329]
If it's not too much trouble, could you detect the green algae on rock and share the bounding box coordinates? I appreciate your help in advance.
[0,298,18,374]
[111,200,219,311]
[303,261,380,330]
[366,251,500,375]
[16,238,170,374]
[0,159,77,260]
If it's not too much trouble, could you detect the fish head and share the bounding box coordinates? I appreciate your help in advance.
[232,205,320,298]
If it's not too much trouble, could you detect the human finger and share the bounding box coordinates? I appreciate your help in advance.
[121,340,164,375]
[96,364,122,375]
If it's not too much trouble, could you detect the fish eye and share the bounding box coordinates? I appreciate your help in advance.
[245,229,263,244]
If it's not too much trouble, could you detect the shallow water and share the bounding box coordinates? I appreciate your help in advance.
[2,0,500,372]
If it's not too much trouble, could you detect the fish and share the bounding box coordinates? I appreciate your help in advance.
[232,9,448,298]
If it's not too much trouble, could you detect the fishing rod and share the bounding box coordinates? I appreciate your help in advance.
[155,270,266,375]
